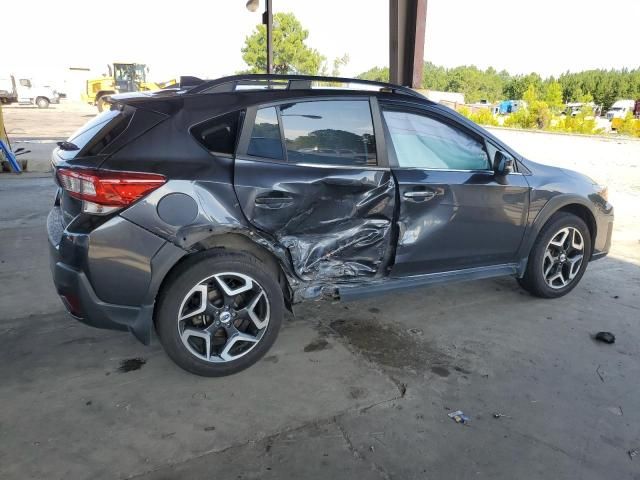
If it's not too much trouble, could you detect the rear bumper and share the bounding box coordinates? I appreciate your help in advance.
[47,207,186,344]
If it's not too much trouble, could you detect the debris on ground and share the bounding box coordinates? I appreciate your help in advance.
[596,364,605,383]
[448,410,469,424]
[492,412,511,419]
[629,448,638,460]
[594,331,615,344]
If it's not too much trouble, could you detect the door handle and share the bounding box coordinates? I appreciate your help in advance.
[403,190,436,201]
[255,193,294,206]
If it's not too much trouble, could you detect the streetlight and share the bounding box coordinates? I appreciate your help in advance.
[246,0,273,74]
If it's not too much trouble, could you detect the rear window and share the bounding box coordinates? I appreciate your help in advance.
[57,106,134,161]
[191,111,241,154]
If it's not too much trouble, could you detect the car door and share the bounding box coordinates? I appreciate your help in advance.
[233,97,397,282]
[382,105,530,276]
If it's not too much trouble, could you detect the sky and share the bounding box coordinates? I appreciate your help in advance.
[2,0,639,87]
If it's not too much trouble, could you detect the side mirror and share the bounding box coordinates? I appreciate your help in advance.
[494,151,514,175]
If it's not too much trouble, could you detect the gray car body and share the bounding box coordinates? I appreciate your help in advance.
[47,83,614,344]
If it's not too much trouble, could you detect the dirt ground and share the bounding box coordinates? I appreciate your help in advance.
[2,101,96,138]
[1,103,639,480]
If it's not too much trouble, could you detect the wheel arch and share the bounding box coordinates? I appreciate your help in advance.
[154,233,294,322]
[519,195,598,266]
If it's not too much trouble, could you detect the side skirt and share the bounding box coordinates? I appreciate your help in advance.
[338,263,520,301]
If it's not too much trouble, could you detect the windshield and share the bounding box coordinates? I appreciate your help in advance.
[134,64,147,83]
[114,64,136,83]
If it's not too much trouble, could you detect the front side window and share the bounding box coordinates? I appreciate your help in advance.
[383,110,490,171]
[247,107,283,160]
[280,100,376,166]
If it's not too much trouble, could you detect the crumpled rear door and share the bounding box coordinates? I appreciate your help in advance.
[234,97,396,282]
[234,159,396,281]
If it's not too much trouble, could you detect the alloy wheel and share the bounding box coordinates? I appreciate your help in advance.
[177,272,270,363]
[542,226,585,289]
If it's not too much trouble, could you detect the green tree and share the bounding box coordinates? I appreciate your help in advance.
[543,81,564,112]
[357,66,389,82]
[241,12,324,75]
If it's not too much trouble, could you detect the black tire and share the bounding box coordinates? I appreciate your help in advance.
[36,97,49,109]
[518,212,591,298]
[155,250,284,377]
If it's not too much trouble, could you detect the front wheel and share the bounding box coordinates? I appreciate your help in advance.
[518,212,591,298]
[36,97,49,109]
[155,251,284,377]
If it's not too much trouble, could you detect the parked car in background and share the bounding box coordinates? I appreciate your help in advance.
[563,102,600,117]
[47,74,614,377]
[0,75,60,108]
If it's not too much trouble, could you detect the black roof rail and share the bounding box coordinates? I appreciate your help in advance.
[187,74,425,99]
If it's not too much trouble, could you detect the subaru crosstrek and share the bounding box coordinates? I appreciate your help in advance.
[47,74,614,376]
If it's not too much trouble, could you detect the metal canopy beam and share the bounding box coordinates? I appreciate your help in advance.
[389,0,427,88]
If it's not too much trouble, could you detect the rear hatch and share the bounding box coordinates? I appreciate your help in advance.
[52,99,169,228]
[53,105,136,226]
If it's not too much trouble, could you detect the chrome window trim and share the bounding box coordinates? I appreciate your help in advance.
[391,167,525,175]
[292,162,389,171]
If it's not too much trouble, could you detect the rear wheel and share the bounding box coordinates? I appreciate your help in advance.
[518,212,591,298]
[156,251,284,376]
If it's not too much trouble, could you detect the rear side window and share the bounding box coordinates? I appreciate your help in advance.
[248,107,283,160]
[383,110,490,170]
[280,100,376,166]
[191,111,240,154]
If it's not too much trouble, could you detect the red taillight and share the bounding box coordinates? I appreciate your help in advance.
[57,168,166,207]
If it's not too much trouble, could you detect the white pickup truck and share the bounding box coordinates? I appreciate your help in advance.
[0,75,60,108]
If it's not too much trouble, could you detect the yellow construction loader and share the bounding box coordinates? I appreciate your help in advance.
[82,63,177,112]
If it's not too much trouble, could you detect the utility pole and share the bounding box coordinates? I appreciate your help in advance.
[263,0,273,74]
[246,0,274,74]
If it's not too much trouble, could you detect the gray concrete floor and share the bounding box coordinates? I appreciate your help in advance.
[1,121,640,479]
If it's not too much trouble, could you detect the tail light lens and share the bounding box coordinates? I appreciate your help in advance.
[57,168,166,212]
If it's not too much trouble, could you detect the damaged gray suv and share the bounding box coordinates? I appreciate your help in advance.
[48,74,614,376]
